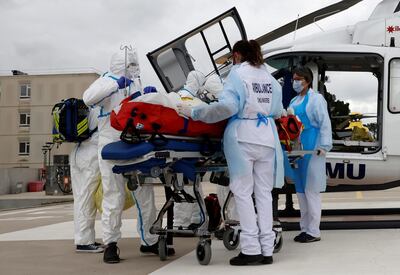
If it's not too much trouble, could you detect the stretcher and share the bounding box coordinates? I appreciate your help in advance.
[102,135,227,265]
[101,135,314,265]
[103,91,305,264]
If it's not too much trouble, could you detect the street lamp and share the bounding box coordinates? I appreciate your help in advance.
[42,145,50,167]
[46,142,54,166]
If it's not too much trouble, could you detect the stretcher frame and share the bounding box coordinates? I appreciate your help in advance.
[105,135,316,265]
[108,140,226,265]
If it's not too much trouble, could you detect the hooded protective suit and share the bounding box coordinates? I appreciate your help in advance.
[178,70,206,98]
[191,62,284,257]
[83,49,157,246]
[70,107,100,245]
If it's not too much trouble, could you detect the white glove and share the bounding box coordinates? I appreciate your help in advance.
[281,109,288,117]
[317,148,327,156]
[176,103,193,118]
[287,107,295,116]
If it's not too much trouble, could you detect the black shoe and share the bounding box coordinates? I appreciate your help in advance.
[94,242,105,248]
[140,242,176,256]
[76,243,104,253]
[103,242,120,264]
[229,252,263,266]
[294,232,307,242]
[298,233,321,243]
[188,223,201,230]
[261,256,273,265]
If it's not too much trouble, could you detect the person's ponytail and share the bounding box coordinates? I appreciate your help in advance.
[249,40,263,66]
[232,39,264,67]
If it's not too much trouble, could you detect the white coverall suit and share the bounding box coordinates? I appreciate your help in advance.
[83,50,157,246]
[70,107,100,245]
[191,62,284,256]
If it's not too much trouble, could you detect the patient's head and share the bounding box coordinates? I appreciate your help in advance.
[183,70,206,96]
[203,74,223,97]
[178,71,223,104]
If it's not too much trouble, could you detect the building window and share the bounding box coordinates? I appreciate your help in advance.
[19,112,30,127]
[19,141,30,156]
[20,84,31,99]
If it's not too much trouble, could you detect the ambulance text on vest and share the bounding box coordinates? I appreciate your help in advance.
[252,82,272,104]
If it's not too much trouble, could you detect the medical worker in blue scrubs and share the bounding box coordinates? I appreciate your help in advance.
[178,39,284,266]
[288,66,332,243]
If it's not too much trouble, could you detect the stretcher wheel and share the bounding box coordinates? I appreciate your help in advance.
[150,166,162,177]
[196,239,211,265]
[158,236,167,261]
[273,231,283,253]
[222,228,240,250]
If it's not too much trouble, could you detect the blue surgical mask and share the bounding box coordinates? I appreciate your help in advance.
[292,80,304,94]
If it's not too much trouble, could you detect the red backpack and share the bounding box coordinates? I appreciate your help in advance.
[275,114,303,151]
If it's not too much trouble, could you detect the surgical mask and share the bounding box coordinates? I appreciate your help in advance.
[292,80,304,94]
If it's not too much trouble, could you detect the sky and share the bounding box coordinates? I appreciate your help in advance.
[0,0,383,88]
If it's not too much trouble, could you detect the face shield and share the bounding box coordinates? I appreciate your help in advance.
[110,48,141,79]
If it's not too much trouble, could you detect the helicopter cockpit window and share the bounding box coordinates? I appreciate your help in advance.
[266,52,383,154]
[389,59,400,113]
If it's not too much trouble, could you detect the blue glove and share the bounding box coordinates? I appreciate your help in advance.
[117,76,133,89]
[143,86,157,94]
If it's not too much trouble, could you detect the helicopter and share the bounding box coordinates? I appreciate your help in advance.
[147,0,400,195]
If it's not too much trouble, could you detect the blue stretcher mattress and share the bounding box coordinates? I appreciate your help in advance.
[102,140,220,160]
[101,140,221,182]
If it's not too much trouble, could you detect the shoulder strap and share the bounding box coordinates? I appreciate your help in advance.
[88,127,98,137]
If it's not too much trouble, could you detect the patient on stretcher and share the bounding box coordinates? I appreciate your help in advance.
[110,70,226,141]
[177,70,222,104]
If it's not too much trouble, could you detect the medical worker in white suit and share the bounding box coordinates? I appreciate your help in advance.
[178,40,284,266]
[70,107,102,253]
[83,48,165,263]
[288,66,332,243]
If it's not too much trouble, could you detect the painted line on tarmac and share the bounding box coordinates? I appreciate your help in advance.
[0,204,68,217]
[0,216,59,221]
[0,218,140,241]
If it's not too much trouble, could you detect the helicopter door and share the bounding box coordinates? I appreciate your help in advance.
[266,52,383,154]
[385,57,400,155]
[147,7,247,93]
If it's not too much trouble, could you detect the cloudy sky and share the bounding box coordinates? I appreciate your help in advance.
[0,0,383,88]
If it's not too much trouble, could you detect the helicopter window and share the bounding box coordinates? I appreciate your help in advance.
[389,59,400,113]
[147,9,246,93]
[154,15,241,92]
[266,52,383,154]
[156,48,188,91]
[184,16,243,78]
[325,71,379,153]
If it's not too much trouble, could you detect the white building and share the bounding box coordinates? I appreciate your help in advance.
[0,70,100,194]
